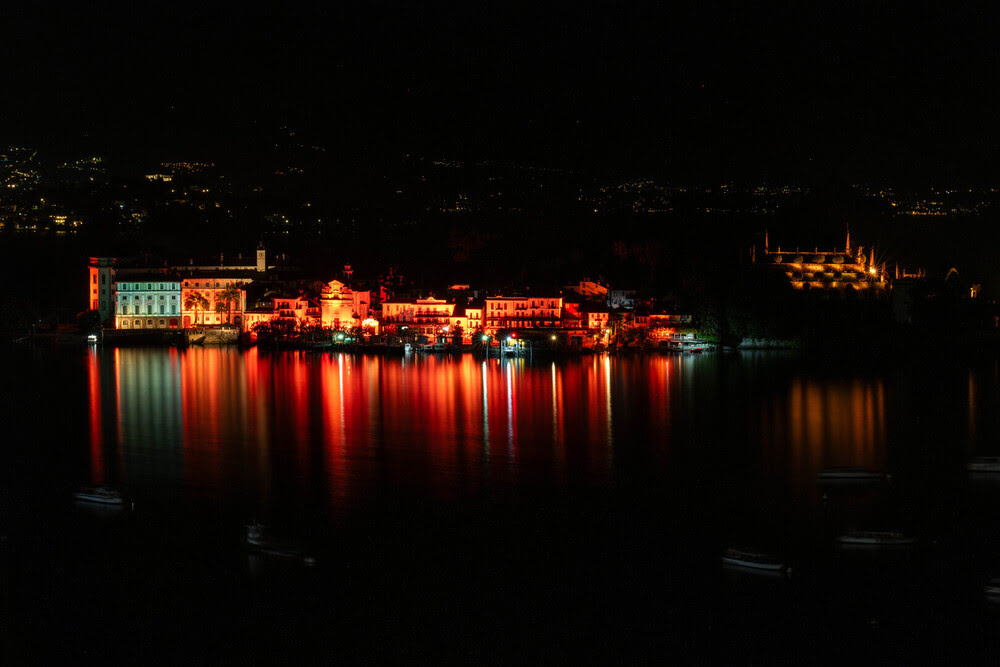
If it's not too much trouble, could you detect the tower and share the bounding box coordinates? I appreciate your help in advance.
[764,229,769,253]
[845,224,851,254]
[256,243,266,273]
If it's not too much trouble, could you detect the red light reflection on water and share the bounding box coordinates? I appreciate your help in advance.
[84,349,905,514]
[87,347,104,484]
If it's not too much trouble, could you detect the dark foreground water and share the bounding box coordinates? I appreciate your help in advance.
[4,345,1000,662]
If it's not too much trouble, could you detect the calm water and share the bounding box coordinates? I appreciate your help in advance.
[5,345,1000,662]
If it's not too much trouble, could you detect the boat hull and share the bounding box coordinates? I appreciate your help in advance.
[721,557,786,571]
[837,536,917,546]
[73,493,124,505]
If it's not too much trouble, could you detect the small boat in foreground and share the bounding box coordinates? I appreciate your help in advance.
[819,467,888,481]
[73,486,124,505]
[245,522,316,565]
[967,457,1000,473]
[721,548,790,573]
[837,531,917,547]
[984,578,1000,601]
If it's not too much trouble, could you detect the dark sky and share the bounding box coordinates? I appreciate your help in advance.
[3,2,999,181]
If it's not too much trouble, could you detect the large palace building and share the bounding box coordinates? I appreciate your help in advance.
[754,230,888,292]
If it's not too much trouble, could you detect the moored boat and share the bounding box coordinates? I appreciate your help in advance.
[819,466,888,481]
[73,486,124,505]
[245,522,316,565]
[967,457,1000,473]
[837,530,917,546]
[984,578,1000,601]
[721,548,789,573]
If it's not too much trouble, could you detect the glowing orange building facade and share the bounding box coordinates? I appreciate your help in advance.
[89,257,116,323]
[180,276,252,328]
[484,296,562,333]
[381,297,456,338]
[320,280,372,329]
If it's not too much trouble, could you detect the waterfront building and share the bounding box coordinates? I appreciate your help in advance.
[274,294,321,325]
[88,257,117,323]
[647,314,695,343]
[484,296,562,333]
[180,276,251,328]
[381,296,456,338]
[320,280,371,329]
[115,275,182,330]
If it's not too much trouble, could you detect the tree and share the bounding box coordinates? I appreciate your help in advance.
[449,323,464,346]
[217,283,241,324]
[184,291,210,325]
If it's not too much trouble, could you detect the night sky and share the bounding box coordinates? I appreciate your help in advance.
[2,3,999,181]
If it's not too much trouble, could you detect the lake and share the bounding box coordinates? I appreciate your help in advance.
[4,345,1000,662]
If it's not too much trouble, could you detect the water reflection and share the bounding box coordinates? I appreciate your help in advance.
[84,348,986,516]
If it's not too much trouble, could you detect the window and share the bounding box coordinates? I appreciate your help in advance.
[146,283,151,290]
[134,319,141,326]
[159,319,165,325]
[122,305,129,315]
[159,283,163,290]
[171,295,177,300]
[147,320,153,326]
[101,275,106,285]
[171,305,177,314]
[147,305,152,315]
[159,305,164,314]
[92,275,96,284]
